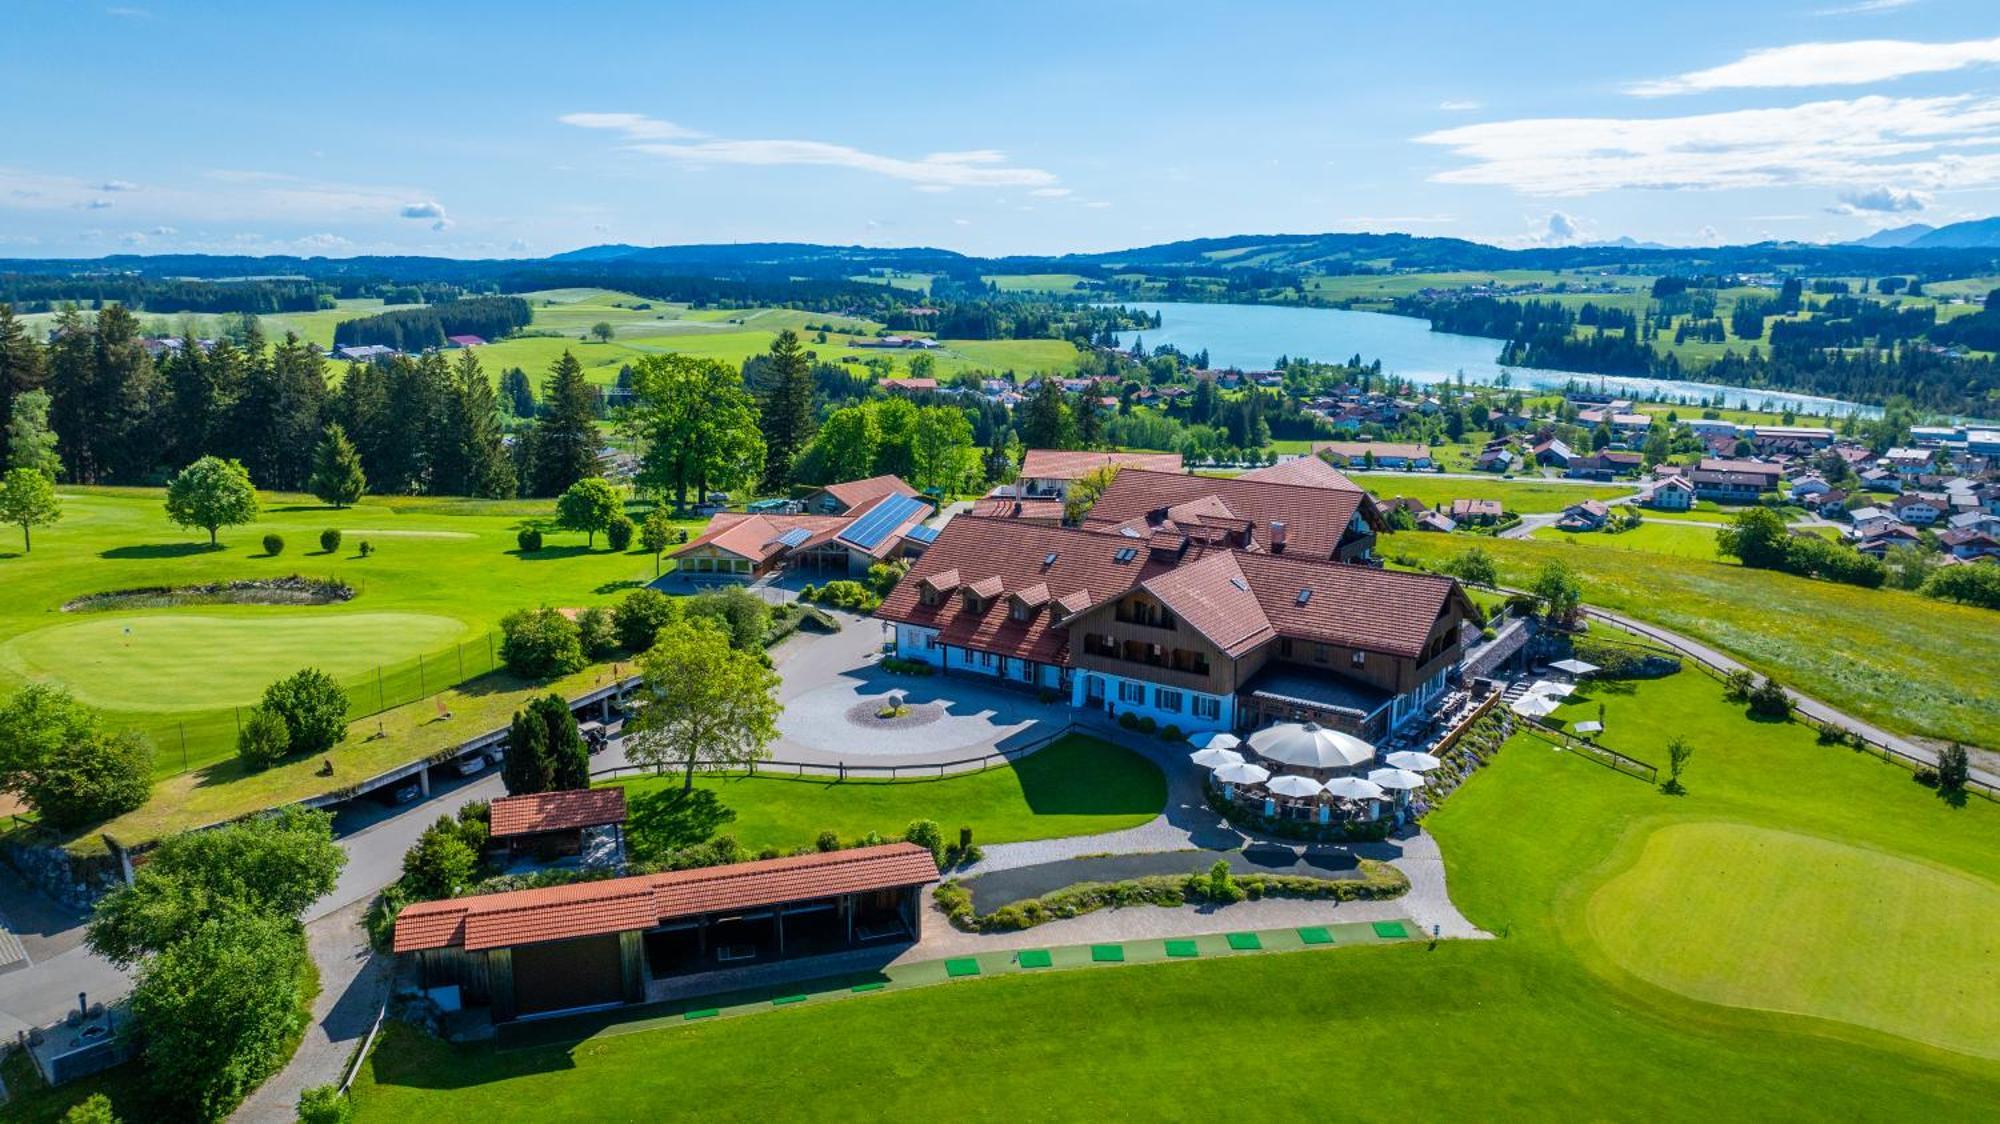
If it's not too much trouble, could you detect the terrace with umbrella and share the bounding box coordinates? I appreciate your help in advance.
[1188,720,1443,826]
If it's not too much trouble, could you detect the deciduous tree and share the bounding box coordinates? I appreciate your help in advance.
[165,455,259,545]
[556,476,622,547]
[625,618,780,791]
[629,354,763,509]
[0,465,60,551]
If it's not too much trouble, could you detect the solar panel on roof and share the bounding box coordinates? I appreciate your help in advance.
[839,493,926,550]
[772,527,812,548]
[905,524,940,544]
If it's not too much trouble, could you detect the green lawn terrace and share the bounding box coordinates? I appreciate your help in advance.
[0,487,696,798]
[604,735,1166,855]
[347,669,1998,1120]
[1383,528,2000,749]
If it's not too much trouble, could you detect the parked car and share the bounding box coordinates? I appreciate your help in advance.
[453,752,489,777]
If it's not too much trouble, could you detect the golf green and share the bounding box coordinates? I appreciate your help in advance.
[0,611,469,711]
[1587,821,2000,1059]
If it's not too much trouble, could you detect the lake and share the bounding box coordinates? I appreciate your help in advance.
[1112,301,1883,419]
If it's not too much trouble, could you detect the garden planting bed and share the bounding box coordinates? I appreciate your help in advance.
[62,575,355,612]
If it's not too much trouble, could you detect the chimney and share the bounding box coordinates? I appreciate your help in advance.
[1270,521,1288,552]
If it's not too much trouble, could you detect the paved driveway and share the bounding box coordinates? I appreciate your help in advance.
[770,612,1070,767]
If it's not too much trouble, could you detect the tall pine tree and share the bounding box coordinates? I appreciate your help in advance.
[757,329,816,491]
[0,304,47,473]
[309,422,367,508]
[531,351,600,497]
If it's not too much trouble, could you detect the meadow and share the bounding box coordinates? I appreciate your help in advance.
[1382,528,1999,747]
[1350,473,1635,514]
[0,487,694,784]
[344,669,1998,1120]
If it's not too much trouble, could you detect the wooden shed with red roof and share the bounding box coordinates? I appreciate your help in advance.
[488,788,628,859]
[393,842,939,1021]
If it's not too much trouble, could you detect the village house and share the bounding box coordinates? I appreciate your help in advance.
[1566,450,1641,479]
[1009,449,1186,501]
[1556,499,1614,531]
[1649,475,1696,511]
[1448,498,1503,526]
[801,474,919,516]
[1688,458,1780,503]
[1889,492,1949,526]
[1310,441,1434,471]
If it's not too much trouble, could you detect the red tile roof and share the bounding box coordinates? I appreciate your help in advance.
[671,512,849,564]
[489,789,628,839]
[1141,550,1467,659]
[393,843,939,953]
[1308,442,1428,464]
[1018,449,1183,480]
[1081,470,1375,560]
[970,495,1067,521]
[816,474,917,512]
[876,517,1186,663]
[1238,456,1368,489]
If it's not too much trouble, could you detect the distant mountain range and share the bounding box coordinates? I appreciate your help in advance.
[1845,216,2000,250]
[9,223,2000,284]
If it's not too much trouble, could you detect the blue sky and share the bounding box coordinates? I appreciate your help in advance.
[4,0,1999,258]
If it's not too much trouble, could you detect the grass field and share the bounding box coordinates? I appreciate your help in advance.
[606,735,1165,854]
[0,487,695,780]
[1383,529,1999,747]
[981,273,1093,293]
[1351,473,1635,514]
[1531,522,1726,560]
[345,670,1999,1120]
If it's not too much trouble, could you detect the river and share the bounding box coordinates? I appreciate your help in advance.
[1111,301,1884,419]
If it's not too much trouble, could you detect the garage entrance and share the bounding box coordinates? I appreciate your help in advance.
[512,934,624,1016]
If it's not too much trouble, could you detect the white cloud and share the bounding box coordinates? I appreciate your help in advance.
[106,6,150,18]
[149,225,176,235]
[85,198,114,209]
[1029,187,1072,197]
[562,112,1058,188]
[1438,100,1482,112]
[399,200,451,230]
[1414,94,2000,196]
[1828,185,1931,213]
[100,179,139,192]
[1544,211,1581,243]
[912,184,952,194]
[1629,36,2000,96]
[1816,0,1919,14]
[1083,200,1111,209]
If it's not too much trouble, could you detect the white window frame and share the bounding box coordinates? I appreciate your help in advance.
[1118,680,1146,704]
[1192,696,1220,721]
[1154,687,1183,714]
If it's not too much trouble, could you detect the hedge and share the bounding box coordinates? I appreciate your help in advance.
[936,861,1408,933]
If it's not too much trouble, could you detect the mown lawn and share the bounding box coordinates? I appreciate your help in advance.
[1531,521,1727,561]
[1384,529,1999,747]
[352,671,1999,1120]
[0,488,690,779]
[606,735,1166,855]
[1352,474,1635,514]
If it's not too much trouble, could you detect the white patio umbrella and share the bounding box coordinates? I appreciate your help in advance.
[1368,767,1427,791]
[1189,731,1243,752]
[1572,720,1604,736]
[1511,694,1562,718]
[1527,679,1575,699]
[1265,774,1324,798]
[1189,746,1246,770]
[1549,658,1599,677]
[1212,762,1271,786]
[1247,721,1375,769]
[1322,775,1386,800]
[1385,750,1443,772]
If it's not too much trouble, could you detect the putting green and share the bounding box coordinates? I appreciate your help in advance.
[0,612,471,712]
[1587,821,2000,1059]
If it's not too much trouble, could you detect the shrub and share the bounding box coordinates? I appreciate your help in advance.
[879,657,935,676]
[808,579,880,612]
[0,684,153,828]
[261,668,350,755]
[605,513,636,552]
[575,605,618,658]
[1118,711,1139,730]
[296,1084,353,1124]
[400,814,485,900]
[815,830,841,853]
[499,606,586,678]
[262,532,285,556]
[1723,668,1755,703]
[1936,742,1970,794]
[1136,715,1157,735]
[516,526,543,552]
[684,587,772,650]
[319,527,342,554]
[903,819,944,864]
[1159,724,1184,742]
[1208,859,1245,903]
[1747,676,1791,720]
[62,1093,117,1123]
[236,705,291,771]
[614,588,683,651]
[358,540,373,557]
[1037,687,1060,704]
